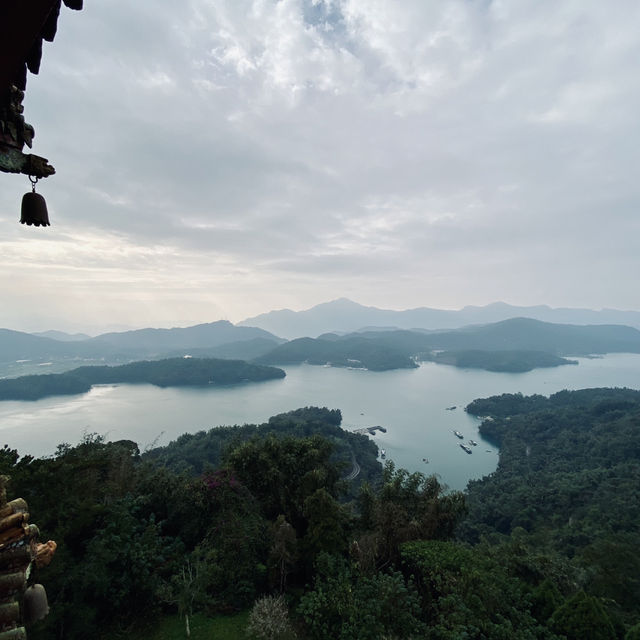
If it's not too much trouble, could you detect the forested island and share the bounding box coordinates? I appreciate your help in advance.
[424,349,578,372]
[0,357,285,401]
[3,391,640,639]
[254,335,418,371]
[254,334,579,373]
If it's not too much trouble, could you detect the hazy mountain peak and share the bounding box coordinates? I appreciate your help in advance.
[32,330,93,342]
[318,298,368,309]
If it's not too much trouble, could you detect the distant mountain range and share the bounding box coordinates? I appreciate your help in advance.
[256,318,640,372]
[87,321,283,353]
[3,304,640,379]
[32,330,92,342]
[0,321,284,376]
[239,298,640,338]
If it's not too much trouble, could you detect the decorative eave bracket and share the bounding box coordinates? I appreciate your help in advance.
[0,145,54,179]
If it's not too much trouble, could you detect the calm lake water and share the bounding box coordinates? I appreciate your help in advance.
[1,354,639,490]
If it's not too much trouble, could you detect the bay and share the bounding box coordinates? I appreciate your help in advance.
[0,353,639,490]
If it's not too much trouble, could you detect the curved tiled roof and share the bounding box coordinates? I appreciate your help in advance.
[0,0,83,93]
[0,1,82,181]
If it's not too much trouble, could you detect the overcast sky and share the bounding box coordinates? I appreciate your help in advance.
[1,0,639,333]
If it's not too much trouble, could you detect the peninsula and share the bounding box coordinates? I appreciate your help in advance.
[0,357,285,401]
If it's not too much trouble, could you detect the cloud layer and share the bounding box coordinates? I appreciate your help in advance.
[1,0,639,332]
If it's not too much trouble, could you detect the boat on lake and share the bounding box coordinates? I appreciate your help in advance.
[454,430,464,439]
[469,440,478,446]
[460,443,472,454]
[380,449,386,459]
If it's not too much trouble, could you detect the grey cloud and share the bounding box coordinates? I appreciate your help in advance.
[2,0,640,330]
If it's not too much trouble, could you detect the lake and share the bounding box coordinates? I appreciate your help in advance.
[1,353,639,490]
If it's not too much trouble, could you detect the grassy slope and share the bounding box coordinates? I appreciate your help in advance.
[116,611,249,640]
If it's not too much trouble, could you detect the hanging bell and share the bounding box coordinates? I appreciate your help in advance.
[20,177,50,227]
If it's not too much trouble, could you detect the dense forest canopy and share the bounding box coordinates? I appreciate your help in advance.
[2,391,640,638]
[462,388,640,635]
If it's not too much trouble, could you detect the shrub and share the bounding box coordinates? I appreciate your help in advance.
[247,595,296,640]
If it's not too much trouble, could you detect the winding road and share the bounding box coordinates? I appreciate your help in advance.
[343,453,361,481]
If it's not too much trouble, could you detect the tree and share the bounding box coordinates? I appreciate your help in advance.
[549,591,616,640]
[226,434,342,534]
[159,560,204,638]
[269,516,298,593]
[247,595,297,640]
[401,540,551,639]
[357,461,466,568]
[298,555,425,640]
[302,488,349,562]
[192,469,268,611]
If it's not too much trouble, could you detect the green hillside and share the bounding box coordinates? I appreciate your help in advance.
[2,393,640,638]
[255,335,417,370]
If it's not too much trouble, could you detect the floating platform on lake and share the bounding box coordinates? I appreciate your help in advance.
[352,425,387,435]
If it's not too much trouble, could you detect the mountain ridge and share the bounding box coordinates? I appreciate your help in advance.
[255,318,640,372]
[239,299,640,338]
[0,322,285,376]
